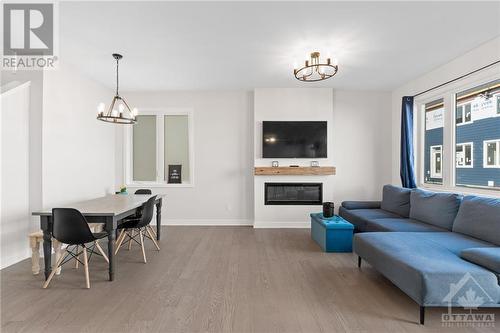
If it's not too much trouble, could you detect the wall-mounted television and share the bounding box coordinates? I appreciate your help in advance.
[262,121,327,158]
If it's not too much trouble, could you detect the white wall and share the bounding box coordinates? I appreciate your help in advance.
[42,62,115,207]
[331,90,393,204]
[115,91,254,225]
[0,82,30,269]
[254,88,334,227]
[391,37,500,184]
[254,88,392,228]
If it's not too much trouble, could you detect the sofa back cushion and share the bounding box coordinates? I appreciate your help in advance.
[409,189,461,230]
[452,196,500,245]
[381,185,411,217]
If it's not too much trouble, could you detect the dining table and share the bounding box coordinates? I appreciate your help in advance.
[32,194,164,281]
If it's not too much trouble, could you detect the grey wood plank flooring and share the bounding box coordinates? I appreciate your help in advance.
[1,226,499,333]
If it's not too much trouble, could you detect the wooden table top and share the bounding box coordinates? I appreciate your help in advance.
[32,194,164,217]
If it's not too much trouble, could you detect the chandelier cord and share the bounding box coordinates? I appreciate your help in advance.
[115,57,119,96]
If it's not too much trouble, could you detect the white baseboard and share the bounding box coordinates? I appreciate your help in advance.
[253,221,310,228]
[164,219,253,226]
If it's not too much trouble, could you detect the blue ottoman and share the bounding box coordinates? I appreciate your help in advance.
[310,213,354,252]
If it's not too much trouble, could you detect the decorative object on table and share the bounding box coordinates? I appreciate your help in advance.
[168,165,182,183]
[322,202,335,218]
[293,52,338,82]
[272,161,279,167]
[310,213,354,252]
[96,53,138,125]
[311,161,319,167]
[116,186,127,195]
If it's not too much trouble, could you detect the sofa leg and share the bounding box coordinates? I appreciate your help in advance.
[419,306,425,325]
[357,256,362,268]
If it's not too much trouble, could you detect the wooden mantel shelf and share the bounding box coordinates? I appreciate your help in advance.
[254,166,336,176]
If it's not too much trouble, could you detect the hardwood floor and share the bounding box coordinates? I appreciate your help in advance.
[1,226,499,332]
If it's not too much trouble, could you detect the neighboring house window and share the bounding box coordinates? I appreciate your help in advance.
[424,99,444,184]
[430,145,443,179]
[456,103,472,125]
[127,110,194,186]
[484,139,500,168]
[497,95,500,115]
[455,143,473,168]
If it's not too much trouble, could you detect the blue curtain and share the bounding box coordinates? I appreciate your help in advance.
[400,96,417,188]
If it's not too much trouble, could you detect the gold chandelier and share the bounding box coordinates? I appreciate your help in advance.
[97,53,137,124]
[294,52,338,82]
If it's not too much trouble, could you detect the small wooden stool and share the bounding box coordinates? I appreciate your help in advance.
[29,223,104,275]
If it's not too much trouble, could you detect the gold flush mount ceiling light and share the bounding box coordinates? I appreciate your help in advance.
[294,52,338,82]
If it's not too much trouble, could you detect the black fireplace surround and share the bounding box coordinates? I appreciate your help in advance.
[265,183,323,205]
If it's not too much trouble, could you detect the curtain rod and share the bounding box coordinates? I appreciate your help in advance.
[413,60,500,98]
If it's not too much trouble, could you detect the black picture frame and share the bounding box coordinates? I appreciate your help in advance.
[168,165,182,184]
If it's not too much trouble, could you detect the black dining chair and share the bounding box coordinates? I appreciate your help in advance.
[131,188,156,238]
[115,195,160,263]
[134,189,152,195]
[43,208,109,289]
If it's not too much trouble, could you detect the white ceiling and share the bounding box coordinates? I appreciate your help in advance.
[59,1,500,91]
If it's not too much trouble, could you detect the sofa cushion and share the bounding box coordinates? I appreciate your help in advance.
[366,218,447,232]
[452,196,500,246]
[338,207,399,232]
[409,189,462,230]
[461,248,500,275]
[380,185,411,217]
[353,232,500,306]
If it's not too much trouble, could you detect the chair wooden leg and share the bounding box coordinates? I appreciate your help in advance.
[82,245,90,289]
[146,226,160,251]
[75,245,79,269]
[95,240,109,263]
[139,230,147,263]
[128,229,135,250]
[116,229,125,246]
[114,230,127,255]
[53,240,62,275]
[43,250,67,289]
[148,225,157,238]
[30,237,40,275]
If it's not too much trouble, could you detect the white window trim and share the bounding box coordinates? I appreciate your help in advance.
[455,102,473,126]
[483,139,500,169]
[414,65,500,196]
[123,108,195,188]
[455,142,474,168]
[430,145,443,179]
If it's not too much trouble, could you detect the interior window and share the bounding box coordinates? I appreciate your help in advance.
[424,99,444,184]
[133,115,157,181]
[455,79,500,189]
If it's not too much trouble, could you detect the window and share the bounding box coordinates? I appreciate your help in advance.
[430,145,442,178]
[423,99,444,184]
[456,103,472,125]
[456,143,473,168]
[418,77,500,192]
[126,109,194,186]
[454,79,500,189]
[484,139,500,168]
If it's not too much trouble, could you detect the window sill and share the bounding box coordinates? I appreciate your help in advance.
[126,182,194,188]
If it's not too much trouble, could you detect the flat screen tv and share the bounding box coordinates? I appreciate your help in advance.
[262,121,327,158]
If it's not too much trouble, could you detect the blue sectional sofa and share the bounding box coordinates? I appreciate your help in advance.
[339,185,500,324]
